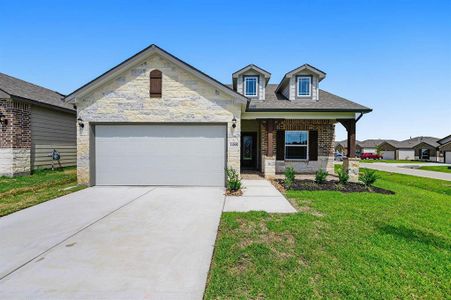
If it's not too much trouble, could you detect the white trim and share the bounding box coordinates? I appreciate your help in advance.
[297,76,311,97]
[284,130,309,160]
[244,76,258,97]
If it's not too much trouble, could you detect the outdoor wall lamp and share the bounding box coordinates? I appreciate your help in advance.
[232,116,237,128]
[77,117,84,128]
[0,112,7,126]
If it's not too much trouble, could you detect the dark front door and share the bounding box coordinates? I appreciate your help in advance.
[241,132,257,169]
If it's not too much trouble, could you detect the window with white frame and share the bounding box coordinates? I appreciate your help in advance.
[285,131,308,160]
[244,76,258,97]
[297,76,311,97]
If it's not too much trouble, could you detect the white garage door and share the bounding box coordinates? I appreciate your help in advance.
[383,151,395,160]
[397,149,414,160]
[95,124,226,186]
[446,151,451,164]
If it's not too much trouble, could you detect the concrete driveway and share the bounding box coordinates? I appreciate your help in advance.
[0,186,225,299]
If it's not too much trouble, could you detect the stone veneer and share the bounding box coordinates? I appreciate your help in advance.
[0,99,31,176]
[260,119,335,176]
[76,53,242,185]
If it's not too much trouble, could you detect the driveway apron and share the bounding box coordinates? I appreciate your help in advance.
[0,186,225,300]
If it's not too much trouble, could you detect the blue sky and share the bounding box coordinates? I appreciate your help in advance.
[1,0,450,140]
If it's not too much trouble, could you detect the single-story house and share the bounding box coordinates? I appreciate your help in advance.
[437,134,451,164]
[0,73,76,176]
[412,137,441,162]
[358,139,389,154]
[65,44,371,186]
[379,136,442,161]
[335,140,362,156]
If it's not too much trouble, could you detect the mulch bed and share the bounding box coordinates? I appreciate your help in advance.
[225,189,243,196]
[273,179,394,195]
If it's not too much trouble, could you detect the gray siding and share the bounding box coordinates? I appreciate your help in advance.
[31,105,76,169]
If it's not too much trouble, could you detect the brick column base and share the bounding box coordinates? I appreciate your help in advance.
[343,157,360,182]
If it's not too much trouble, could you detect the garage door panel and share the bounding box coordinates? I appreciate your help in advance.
[95,125,226,186]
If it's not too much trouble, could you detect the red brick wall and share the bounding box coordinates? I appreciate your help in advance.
[260,119,335,158]
[0,99,31,149]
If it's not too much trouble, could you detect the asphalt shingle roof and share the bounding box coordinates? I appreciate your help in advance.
[247,84,371,112]
[0,72,73,110]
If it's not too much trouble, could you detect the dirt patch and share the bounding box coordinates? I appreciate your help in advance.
[273,179,394,195]
[225,189,243,196]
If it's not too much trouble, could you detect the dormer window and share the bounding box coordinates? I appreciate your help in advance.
[244,76,258,97]
[297,75,312,97]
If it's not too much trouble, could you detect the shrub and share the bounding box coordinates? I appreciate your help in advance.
[284,166,295,189]
[315,169,328,184]
[225,168,242,191]
[336,166,349,185]
[359,169,378,187]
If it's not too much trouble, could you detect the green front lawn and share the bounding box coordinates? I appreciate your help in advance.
[0,167,85,217]
[419,165,451,173]
[361,159,425,164]
[206,171,451,299]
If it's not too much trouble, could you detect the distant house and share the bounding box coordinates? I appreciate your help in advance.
[0,73,76,177]
[379,136,442,162]
[335,139,387,156]
[335,140,362,156]
[437,134,451,164]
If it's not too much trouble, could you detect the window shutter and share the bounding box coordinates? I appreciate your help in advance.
[276,130,285,160]
[149,70,162,98]
[309,131,318,161]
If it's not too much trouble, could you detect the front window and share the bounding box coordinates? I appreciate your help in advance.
[244,76,258,97]
[285,131,308,160]
[420,148,430,160]
[297,76,311,97]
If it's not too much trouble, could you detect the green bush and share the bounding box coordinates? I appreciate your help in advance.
[284,166,295,189]
[315,169,328,184]
[336,166,349,185]
[359,169,378,187]
[225,168,242,191]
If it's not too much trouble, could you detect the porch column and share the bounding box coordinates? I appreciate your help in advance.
[339,119,356,158]
[339,119,359,181]
[263,119,276,178]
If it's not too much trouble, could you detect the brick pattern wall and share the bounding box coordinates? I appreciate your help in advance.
[0,99,32,176]
[260,119,335,174]
[0,99,31,149]
[260,119,335,157]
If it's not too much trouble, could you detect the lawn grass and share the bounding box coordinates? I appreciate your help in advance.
[419,165,451,174]
[0,167,84,217]
[361,159,426,164]
[205,170,451,299]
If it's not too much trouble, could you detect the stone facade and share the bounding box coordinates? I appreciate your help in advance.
[0,99,32,176]
[260,119,335,175]
[343,157,360,182]
[76,53,242,185]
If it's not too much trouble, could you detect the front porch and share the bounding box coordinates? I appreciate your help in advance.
[240,118,359,178]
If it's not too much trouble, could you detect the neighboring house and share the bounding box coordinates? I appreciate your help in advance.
[379,136,442,161]
[412,137,441,162]
[335,140,362,156]
[358,139,389,154]
[0,73,76,176]
[437,134,451,164]
[66,44,371,186]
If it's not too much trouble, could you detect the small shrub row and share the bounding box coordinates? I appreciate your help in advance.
[284,166,378,189]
